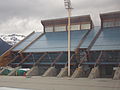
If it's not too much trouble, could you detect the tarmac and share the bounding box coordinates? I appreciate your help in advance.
[0,76,120,90]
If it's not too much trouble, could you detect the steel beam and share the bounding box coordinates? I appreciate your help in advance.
[18,33,45,53]
[16,53,32,66]
[33,52,47,66]
[94,51,103,67]
[51,52,64,66]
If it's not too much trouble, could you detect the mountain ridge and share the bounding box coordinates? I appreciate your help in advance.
[0,38,12,56]
[0,34,25,46]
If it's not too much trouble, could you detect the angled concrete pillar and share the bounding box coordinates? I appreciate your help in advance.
[71,67,83,78]
[0,68,6,75]
[88,66,100,79]
[8,66,21,76]
[42,67,57,77]
[0,67,13,75]
[26,66,40,76]
[113,67,120,80]
[57,66,68,77]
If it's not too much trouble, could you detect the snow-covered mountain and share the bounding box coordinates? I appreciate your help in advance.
[0,34,25,46]
[0,38,11,55]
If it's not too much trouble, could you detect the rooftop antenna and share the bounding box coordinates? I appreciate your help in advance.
[64,0,73,77]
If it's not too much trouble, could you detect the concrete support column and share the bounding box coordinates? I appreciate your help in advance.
[113,67,120,80]
[8,66,21,76]
[42,67,57,77]
[26,66,40,76]
[88,66,100,79]
[0,68,6,75]
[57,66,68,77]
[71,67,83,78]
[0,67,13,75]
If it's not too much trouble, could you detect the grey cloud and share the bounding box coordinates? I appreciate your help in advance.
[73,0,120,9]
[0,17,43,35]
[0,0,65,21]
[0,0,120,34]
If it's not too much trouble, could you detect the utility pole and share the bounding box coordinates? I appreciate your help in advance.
[64,0,73,77]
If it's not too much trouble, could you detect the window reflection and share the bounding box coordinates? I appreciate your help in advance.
[115,21,120,27]
[71,24,80,30]
[54,25,66,32]
[45,26,53,32]
[81,23,90,29]
[103,21,114,28]
[103,21,120,28]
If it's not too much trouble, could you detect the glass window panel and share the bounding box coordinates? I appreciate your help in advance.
[103,21,114,27]
[81,24,90,29]
[54,25,66,32]
[115,21,120,27]
[71,24,80,30]
[45,26,53,32]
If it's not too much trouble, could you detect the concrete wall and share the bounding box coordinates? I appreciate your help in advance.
[26,66,49,76]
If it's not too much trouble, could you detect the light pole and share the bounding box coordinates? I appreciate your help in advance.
[64,0,73,77]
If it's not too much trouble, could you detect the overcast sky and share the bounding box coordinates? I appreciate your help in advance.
[0,0,120,35]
